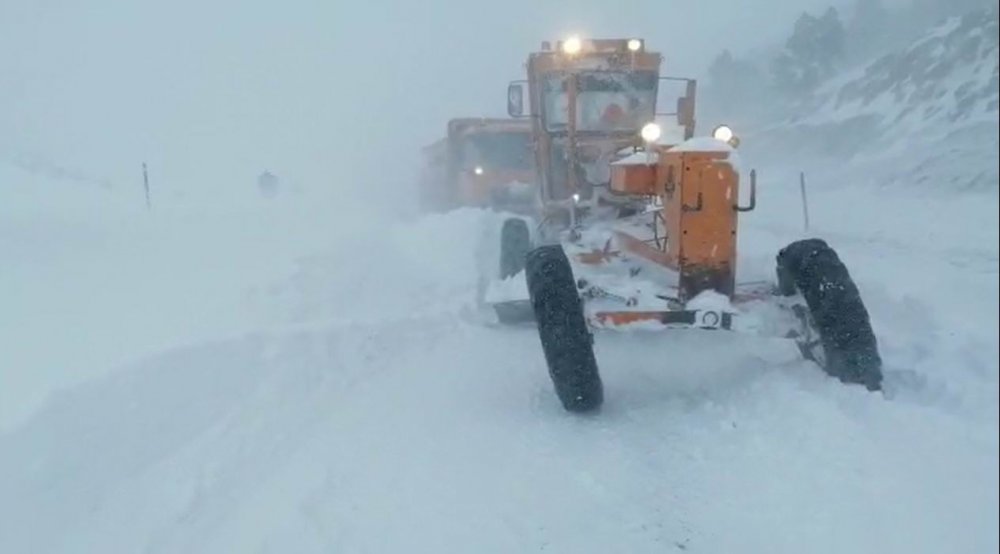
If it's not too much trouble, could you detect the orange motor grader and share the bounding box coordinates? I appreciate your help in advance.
[419,118,535,213]
[488,37,883,412]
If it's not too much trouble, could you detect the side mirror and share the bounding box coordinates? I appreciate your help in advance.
[677,79,697,139]
[676,96,692,127]
[507,82,526,118]
[656,76,697,140]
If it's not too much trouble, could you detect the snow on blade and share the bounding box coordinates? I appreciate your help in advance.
[667,136,734,153]
[612,151,659,165]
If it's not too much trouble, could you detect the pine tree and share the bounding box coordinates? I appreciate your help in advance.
[847,0,890,61]
[772,7,846,95]
[707,49,765,113]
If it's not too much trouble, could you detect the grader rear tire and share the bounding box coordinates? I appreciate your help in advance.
[526,245,603,412]
[776,239,883,391]
[493,218,535,325]
[499,218,531,279]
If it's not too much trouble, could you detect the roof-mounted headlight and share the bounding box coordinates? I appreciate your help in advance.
[562,36,582,55]
[641,122,662,143]
[712,124,740,147]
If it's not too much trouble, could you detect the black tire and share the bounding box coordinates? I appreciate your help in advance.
[499,218,531,279]
[526,245,603,412]
[776,239,883,391]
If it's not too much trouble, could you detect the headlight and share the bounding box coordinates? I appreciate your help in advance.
[712,125,735,143]
[562,36,582,55]
[473,166,484,176]
[627,39,642,52]
[640,122,662,143]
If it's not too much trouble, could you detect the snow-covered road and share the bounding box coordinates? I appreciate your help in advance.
[1,164,997,553]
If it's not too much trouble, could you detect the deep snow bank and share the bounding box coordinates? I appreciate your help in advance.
[0,160,378,429]
[0,174,997,552]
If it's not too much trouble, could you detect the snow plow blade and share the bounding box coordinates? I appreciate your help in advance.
[592,310,733,329]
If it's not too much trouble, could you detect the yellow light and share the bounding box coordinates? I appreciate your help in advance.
[562,36,582,55]
[712,125,735,143]
[640,122,662,143]
[627,39,642,52]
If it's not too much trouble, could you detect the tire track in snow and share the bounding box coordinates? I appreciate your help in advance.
[1,204,996,553]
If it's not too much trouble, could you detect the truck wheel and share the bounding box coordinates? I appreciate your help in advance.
[526,245,603,412]
[499,218,531,279]
[776,239,883,391]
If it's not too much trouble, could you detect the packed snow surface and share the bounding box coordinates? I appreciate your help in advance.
[1,149,996,553]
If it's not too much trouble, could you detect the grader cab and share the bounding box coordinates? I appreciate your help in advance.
[505,37,696,228]
[488,37,883,412]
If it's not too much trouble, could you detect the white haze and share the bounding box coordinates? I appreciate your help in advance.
[2,0,837,208]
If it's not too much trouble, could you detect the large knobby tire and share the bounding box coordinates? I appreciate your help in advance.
[776,239,883,391]
[525,245,603,412]
[499,218,531,279]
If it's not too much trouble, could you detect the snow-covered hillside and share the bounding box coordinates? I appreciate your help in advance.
[827,8,998,132]
[1,7,997,554]
[747,7,998,191]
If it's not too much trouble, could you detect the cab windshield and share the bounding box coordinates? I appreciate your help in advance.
[459,131,532,170]
[542,71,657,132]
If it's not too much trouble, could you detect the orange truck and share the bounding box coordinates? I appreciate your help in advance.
[419,118,535,213]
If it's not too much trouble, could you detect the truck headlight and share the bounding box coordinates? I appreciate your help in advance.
[562,36,582,55]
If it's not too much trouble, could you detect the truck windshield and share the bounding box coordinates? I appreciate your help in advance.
[459,132,532,170]
[542,71,657,132]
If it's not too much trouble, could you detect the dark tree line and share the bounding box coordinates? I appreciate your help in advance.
[705,0,995,106]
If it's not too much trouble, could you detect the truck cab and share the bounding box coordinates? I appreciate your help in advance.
[419,118,535,213]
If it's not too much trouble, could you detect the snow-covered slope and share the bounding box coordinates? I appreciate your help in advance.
[826,9,998,132]
[748,7,999,191]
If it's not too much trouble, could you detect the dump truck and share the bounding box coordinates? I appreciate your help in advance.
[419,118,535,213]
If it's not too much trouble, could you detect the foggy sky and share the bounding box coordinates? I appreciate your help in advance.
[1,0,837,202]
